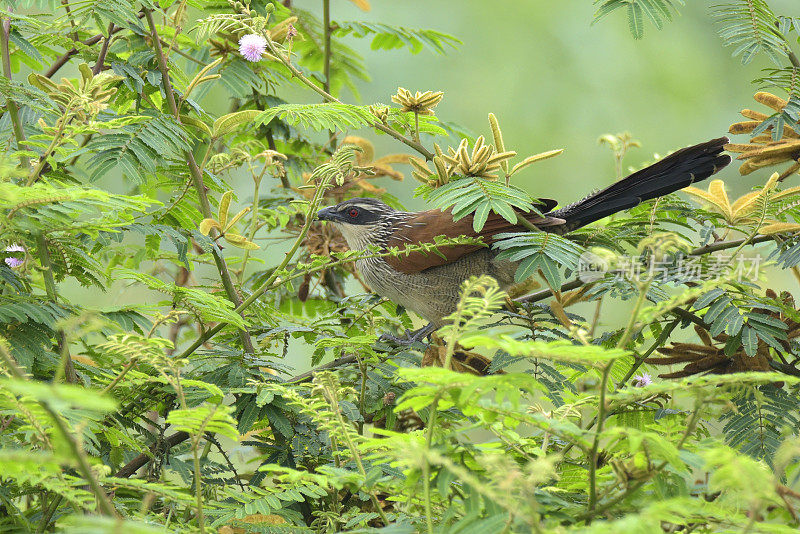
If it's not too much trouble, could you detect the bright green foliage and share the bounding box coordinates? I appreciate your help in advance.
[254,103,377,132]
[333,22,462,55]
[593,0,685,39]
[0,1,799,533]
[493,232,586,285]
[420,177,535,231]
[714,0,789,65]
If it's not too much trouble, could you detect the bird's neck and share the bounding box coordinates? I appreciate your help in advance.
[337,211,415,251]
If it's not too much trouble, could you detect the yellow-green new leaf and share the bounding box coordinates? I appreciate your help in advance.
[224,233,259,250]
[184,57,223,101]
[683,179,733,221]
[199,218,222,235]
[179,114,212,136]
[760,222,800,235]
[224,206,251,231]
[510,149,563,177]
[488,113,508,174]
[218,190,233,227]
[212,110,261,138]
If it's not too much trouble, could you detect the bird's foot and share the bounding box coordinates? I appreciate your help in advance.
[379,323,436,346]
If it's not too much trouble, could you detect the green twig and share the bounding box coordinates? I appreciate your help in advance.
[35,233,76,384]
[239,165,265,282]
[27,109,71,185]
[577,398,704,523]
[616,280,651,349]
[617,318,680,387]
[176,174,332,359]
[321,382,390,525]
[263,34,434,160]
[586,363,612,516]
[145,8,254,353]
[322,0,336,149]
[38,495,63,532]
[0,345,117,517]
[191,436,205,533]
[1,14,29,170]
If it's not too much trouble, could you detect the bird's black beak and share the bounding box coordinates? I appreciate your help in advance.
[317,206,339,222]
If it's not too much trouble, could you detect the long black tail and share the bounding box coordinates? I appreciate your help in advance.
[547,137,731,232]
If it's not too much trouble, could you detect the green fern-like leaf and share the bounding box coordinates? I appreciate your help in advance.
[0,181,157,239]
[334,22,462,55]
[254,103,376,133]
[114,268,248,329]
[86,115,192,184]
[167,403,239,440]
[420,177,535,232]
[714,1,788,65]
[493,232,586,286]
[721,386,800,465]
[593,0,685,39]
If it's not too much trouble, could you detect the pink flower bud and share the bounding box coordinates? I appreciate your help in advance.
[4,244,25,269]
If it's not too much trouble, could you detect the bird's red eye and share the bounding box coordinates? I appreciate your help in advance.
[348,208,359,218]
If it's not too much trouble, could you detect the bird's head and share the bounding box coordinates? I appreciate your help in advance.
[317,198,403,250]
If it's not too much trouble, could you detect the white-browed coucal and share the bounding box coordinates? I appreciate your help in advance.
[317,137,731,342]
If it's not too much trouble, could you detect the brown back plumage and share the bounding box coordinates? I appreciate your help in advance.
[382,138,731,275]
[384,200,564,274]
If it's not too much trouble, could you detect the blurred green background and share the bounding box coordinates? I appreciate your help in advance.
[297,0,794,203]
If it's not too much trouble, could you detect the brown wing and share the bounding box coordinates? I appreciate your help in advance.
[384,199,566,274]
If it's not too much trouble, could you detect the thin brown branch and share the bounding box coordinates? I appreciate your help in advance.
[322,0,331,96]
[92,23,115,75]
[145,8,254,353]
[286,354,358,384]
[769,359,800,378]
[60,0,79,42]
[670,307,711,330]
[787,49,800,70]
[778,160,800,182]
[263,35,434,160]
[114,431,190,478]
[45,12,145,78]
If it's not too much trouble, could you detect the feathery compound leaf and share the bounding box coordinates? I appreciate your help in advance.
[212,110,262,138]
[87,115,192,184]
[167,404,239,440]
[493,232,585,284]
[459,337,629,367]
[714,1,788,65]
[254,103,376,132]
[334,21,461,54]
[0,181,157,238]
[593,0,684,39]
[114,269,248,329]
[422,177,535,231]
[721,387,800,465]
